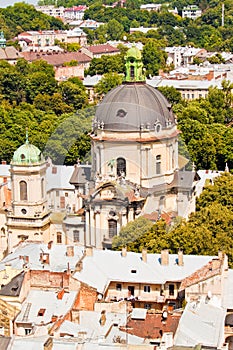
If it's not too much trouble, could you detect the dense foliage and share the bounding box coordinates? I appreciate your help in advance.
[112,173,233,267]
[0,3,65,39]
[0,59,92,165]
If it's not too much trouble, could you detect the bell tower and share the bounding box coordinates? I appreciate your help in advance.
[7,132,50,250]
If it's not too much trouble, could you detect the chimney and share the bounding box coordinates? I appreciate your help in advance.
[85,246,93,257]
[57,289,65,300]
[178,250,184,266]
[44,337,53,350]
[76,260,83,272]
[161,249,169,265]
[1,160,6,165]
[121,247,127,257]
[211,258,220,270]
[218,250,224,261]
[66,246,74,257]
[40,253,50,264]
[142,248,147,263]
[47,241,53,250]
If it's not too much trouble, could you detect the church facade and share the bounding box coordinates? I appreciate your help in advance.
[1,47,197,251]
[71,46,197,249]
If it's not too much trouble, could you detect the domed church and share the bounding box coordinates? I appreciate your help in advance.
[6,132,50,250]
[77,46,197,249]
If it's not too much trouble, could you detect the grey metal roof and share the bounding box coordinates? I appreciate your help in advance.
[95,82,175,132]
[69,165,91,185]
[0,337,11,350]
[0,271,25,297]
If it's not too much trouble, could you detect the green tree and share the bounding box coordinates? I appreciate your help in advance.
[142,39,167,77]
[112,216,153,250]
[59,80,88,110]
[94,72,123,99]
[107,19,124,40]
[158,86,183,105]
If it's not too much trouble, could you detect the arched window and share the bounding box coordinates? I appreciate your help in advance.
[156,155,161,174]
[172,150,175,169]
[57,232,62,244]
[117,157,126,177]
[130,66,135,79]
[20,181,28,201]
[41,178,45,198]
[108,220,117,239]
[73,230,79,242]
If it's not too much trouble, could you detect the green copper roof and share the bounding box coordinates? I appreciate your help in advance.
[125,45,142,60]
[12,142,44,165]
[125,45,145,82]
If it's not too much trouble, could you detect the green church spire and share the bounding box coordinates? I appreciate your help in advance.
[125,45,145,82]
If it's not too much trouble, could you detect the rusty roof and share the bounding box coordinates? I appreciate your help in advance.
[86,43,120,54]
[21,51,91,66]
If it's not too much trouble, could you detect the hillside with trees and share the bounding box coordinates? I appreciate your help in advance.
[0,3,65,39]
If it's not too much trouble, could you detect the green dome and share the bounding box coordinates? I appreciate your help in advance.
[125,45,142,60]
[12,142,44,165]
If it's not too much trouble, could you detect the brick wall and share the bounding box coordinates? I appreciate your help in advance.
[30,270,70,290]
[74,282,97,311]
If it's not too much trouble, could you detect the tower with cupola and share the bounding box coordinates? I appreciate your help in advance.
[6,133,50,250]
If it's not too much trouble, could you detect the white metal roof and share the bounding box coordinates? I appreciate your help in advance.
[174,300,226,347]
[0,242,84,272]
[15,289,77,325]
[46,165,75,191]
[73,249,215,294]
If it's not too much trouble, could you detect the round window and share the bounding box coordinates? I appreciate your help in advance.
[21,208,27,215]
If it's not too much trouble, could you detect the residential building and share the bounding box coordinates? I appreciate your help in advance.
[18,30,67,49]
[14,289,78,336]
[73,19,104,29]
[63,5,87,20]
[140,3,162,11]
[21,51,91,80]
[73,247,222,311]
[66,27,87,46]
[182,5,202,19]
[81,43,120,58]
[35,5,65,18]
[0,46,22,64]
[147,77,223,100]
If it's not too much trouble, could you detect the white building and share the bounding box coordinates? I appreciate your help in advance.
[182,5,202,19]
[35,5,65,18]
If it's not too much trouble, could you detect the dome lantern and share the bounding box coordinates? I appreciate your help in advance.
[125,45,145,83]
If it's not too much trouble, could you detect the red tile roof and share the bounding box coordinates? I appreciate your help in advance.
[21,51,91,66]
[86,44,120,54]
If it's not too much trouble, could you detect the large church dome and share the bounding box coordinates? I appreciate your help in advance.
[95,82,175,132]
